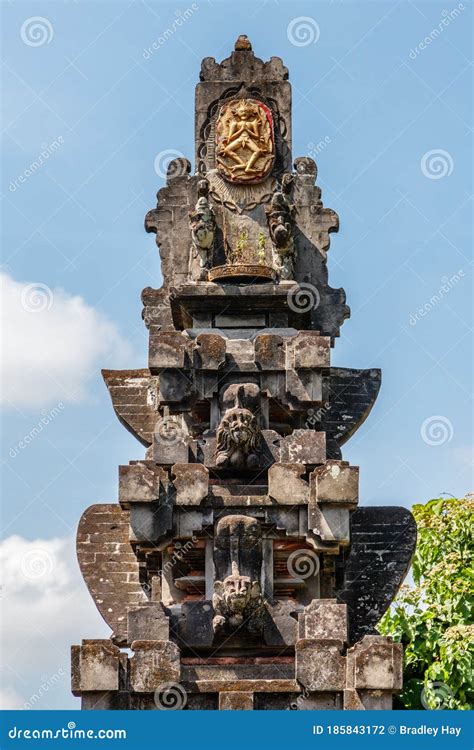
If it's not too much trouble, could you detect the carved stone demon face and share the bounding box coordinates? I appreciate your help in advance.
[215,407,261,469]
[212,516,266,634]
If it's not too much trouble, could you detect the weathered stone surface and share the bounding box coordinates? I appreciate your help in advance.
[194,333,226,370]
[280,430,325,464]
[296,640,345,691]
[119,463,168,505]
[343,689,392,710]
[285,369,323,403]
[178,601,214,647]
[153,415,190,464]
[127,604,170,642]
[298,600,347,642]
[75,640,120,692]
[337,507,417,642]
[268,463,308,504]
[148,330,192,371]
[102,369,158,447]
[184,679,299,694]
[310,461,359,504]
[348,636,403,691]
[255,333,286,370]
[129,641,180,692]
[264,602,298,646]
[219,691,254,710]
[320,368,382,458]
[291,332,330,369]
[129,502,173,544]
[81,691,130,710]
[76,504,147,645]
[181,658,294,682]
[172,463,209,505]
[308,504,351,543]
[293,692,342,711]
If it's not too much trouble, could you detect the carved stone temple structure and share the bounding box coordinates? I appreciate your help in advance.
[71,37,416,711]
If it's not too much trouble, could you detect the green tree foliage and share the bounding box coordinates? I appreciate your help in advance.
[378,496,474,709]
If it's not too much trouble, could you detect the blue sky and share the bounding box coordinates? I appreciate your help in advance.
[1,0,472,709]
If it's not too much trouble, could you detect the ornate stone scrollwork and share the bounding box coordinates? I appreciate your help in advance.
[188,179,216,280]
[212,515,266,635]
[215,384,262,469]
[266,173,296,280]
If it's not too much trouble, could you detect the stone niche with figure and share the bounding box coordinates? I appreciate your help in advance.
[71,36,416,711]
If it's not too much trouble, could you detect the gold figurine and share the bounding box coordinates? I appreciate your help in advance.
[216,98,274,183]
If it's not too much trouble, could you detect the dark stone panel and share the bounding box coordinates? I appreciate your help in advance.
[320,368,382,458]
[336,506,417,643]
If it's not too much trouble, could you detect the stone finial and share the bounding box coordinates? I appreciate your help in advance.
[235,34,252,51]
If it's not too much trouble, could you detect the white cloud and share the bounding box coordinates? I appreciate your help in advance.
[0,687,25,710]
[0,534,109,709]
[1,273,133,409]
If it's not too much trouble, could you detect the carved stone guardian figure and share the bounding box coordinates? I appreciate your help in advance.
[215,384,262,469]
[266,174,296,279]
[189,179,216,280]
[212,515,266,634]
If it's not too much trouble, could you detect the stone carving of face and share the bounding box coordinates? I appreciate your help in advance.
[215,407,261,469]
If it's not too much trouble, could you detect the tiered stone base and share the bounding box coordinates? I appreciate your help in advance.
[72,601,402,710]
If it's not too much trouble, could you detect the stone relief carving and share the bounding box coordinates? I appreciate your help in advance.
[188,179,216,280]
[216,98,274,184]
[215,384,262,469]
[212,515,266,635]
[266,173,296,280]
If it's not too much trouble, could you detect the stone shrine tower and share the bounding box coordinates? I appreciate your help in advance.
[71,37,416,711]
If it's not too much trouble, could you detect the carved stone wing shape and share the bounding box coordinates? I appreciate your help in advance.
[336,506,417,643]
[102,369,159,447]
[77,504,147,645]
[322,368,382,458]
